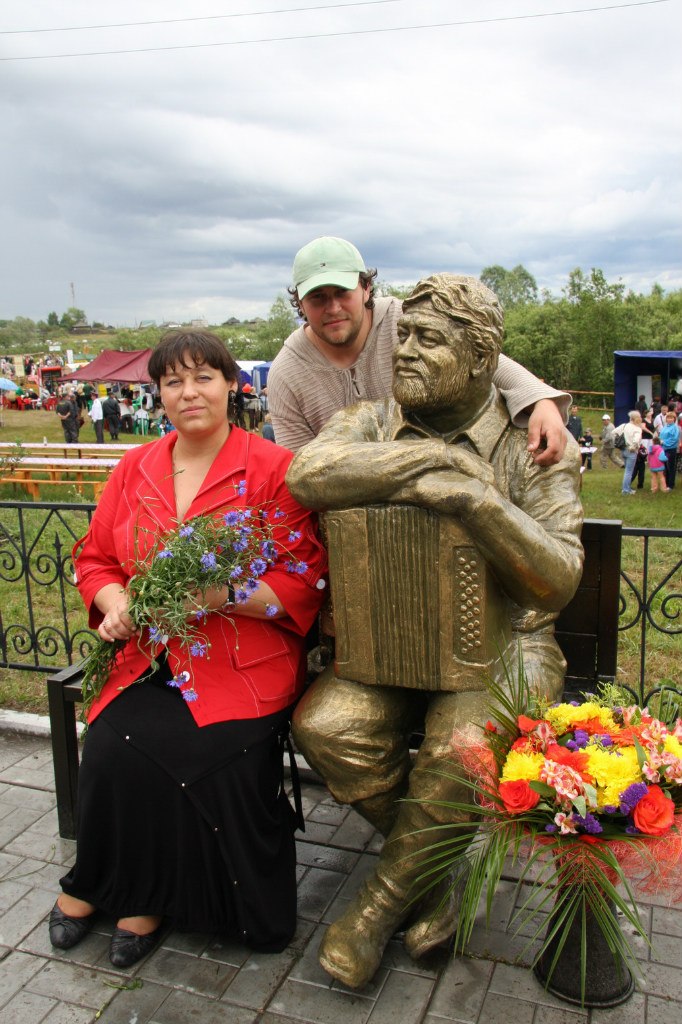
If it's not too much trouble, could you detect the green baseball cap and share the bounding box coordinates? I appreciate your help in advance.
[292,237,366,299]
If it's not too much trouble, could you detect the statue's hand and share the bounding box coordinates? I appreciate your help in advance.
[444,446,496,488]
[396,467,492,516]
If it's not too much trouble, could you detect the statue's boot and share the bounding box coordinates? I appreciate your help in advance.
[403,865,469,959]
[318,873,407,989]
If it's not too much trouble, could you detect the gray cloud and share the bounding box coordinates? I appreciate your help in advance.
[2,0,680,325]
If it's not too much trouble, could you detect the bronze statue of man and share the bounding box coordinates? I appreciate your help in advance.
[286,274,584,989]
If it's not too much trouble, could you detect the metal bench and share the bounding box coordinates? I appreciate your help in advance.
[46,519,623,840]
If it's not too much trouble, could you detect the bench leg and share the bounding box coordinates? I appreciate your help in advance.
[47,675,81,840]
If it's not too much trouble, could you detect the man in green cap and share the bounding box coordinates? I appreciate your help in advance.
[268,236,571,460]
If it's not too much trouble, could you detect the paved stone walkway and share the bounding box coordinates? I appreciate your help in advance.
[0,727,680,1023]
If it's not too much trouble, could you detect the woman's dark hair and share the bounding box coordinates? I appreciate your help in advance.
[287,268,379,320]
[148,330,239,386]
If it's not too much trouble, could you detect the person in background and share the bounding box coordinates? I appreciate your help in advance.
[653,404,669,433]
[89,394,105,444]
[56,389,80,443]
[647,440,669,493]
[262,413,276,442]
[567,404,583,443]
[259,386,269,417]
[579,426,594,470]
[615,411,643,495]
[120,396,134,434]
[635,394,648,417]
[599,414,623,468]
[659,410,681,490]
[102,390,122,441]
[631,413,654,490]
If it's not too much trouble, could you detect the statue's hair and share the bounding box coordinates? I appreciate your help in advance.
[402,274,504,366]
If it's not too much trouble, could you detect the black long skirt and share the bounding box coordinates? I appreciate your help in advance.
[60,664,298,952]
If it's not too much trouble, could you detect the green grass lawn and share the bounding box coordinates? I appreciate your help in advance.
[1,408,679,713]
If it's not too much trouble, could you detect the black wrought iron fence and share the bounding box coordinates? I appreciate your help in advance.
[1,501,680,706]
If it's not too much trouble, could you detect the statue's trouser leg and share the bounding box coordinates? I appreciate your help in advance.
[292,667,422,837]
[295,676,485,987]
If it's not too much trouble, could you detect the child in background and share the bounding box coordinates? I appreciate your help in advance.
[579,427,594,470]
[647,441,669,493]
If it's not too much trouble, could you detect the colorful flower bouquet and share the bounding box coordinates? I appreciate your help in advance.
[416,664,682,1006]
[80,485,307,715]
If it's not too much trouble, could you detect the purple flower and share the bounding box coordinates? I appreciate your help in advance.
[245,577,259,593]
[149,626,162,642]
[237,480,247,496]
[569,700,580,707]
[229,565,244,579]
[167,676,182,689]
[233,538,249,553]
[179,525,194,538]
[286,560,308,574]
[573,729,589,748]
[265,604,278,617]
[200,551,218,571]
[600,734,614,747]
[224,511,241,527]
[261,540,277,559]
[274,509,285,520]
[603,805,618,815]
[235,588,249,604]
[190,641,207,658]
[182,688,199,703]
[168,670,190,689]
[156,549,173,559]
[260,509,269,519]
[572,812,603,835]
[249,558,267,576]
[194,609,207,622]
[625,825,641,835]
[545,824,558,832]
[288,530,301,542]
[619,782,649,815]
[241,509,252,520]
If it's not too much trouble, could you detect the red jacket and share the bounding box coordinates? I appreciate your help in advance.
[74,427,327,725]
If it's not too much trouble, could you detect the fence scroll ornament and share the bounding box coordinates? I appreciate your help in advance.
[0,501,97,672]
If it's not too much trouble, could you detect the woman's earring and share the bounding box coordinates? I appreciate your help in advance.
[228,390,237,421]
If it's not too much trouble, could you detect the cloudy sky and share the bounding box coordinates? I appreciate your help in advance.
[1,0,680,326]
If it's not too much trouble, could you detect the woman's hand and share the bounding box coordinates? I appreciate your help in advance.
[95,583,137,643]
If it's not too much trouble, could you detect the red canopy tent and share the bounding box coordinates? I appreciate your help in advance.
[61,349,153,384]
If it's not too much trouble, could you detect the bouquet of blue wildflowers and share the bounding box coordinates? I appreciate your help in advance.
[80,483,307,716]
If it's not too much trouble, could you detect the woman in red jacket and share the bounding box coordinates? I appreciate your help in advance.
[48,330,327,968]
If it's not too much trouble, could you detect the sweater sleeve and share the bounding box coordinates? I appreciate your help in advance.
[493,354,571,426]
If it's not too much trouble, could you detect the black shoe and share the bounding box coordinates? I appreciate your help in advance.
[48,901,96,950]
[109,924,163,968]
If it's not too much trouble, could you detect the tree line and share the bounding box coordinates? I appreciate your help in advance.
[2,269,680,392]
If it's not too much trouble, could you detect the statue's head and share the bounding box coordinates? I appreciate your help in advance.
[393,274,503,416]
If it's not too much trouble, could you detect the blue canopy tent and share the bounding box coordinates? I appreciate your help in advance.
[613,350,682,426]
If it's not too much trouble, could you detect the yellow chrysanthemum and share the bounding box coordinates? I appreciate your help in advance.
[664,734,682,759]
[545,702,618,736]
[501,750,545,783]
[584,745,642,808]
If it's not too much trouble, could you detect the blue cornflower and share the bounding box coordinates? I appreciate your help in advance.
[224,511,241,527]
[294,561,308,575]
[200,551,218,571]
[156,549,173,559]
[238,525,253,537]
[229,565,244,578]
[237,480,247,496]
[194,609,208,622]
[241,509,252,520]
[167,676,182,688]
[619,782,649,815]
[235,588,249,604]
[245,577,259,593]
[190,641,207,658]
[179,525,194,538]
[288,530,301,542]
[261,540,277,559]
[261,509,269,519]
[274,509,285,520]
[233,538,249,553]
[149,626,162,642]
[182,689,199,703]
[168,670,190,689]
[265,604,278,618]
[249,558,267,576]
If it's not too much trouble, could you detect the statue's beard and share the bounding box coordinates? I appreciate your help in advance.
[393,376,431,410]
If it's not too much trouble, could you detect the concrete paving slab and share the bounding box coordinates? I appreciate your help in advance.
[0,727,679,1024]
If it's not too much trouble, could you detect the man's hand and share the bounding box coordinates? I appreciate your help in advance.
[527,399,567,466]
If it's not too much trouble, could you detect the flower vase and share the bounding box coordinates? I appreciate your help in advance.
[533,890,634,1008]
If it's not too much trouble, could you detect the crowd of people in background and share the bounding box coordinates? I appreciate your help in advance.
[611,394,682,495]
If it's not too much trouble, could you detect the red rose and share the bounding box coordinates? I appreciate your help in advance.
[632,785,675,836]
[498,779,541,814]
